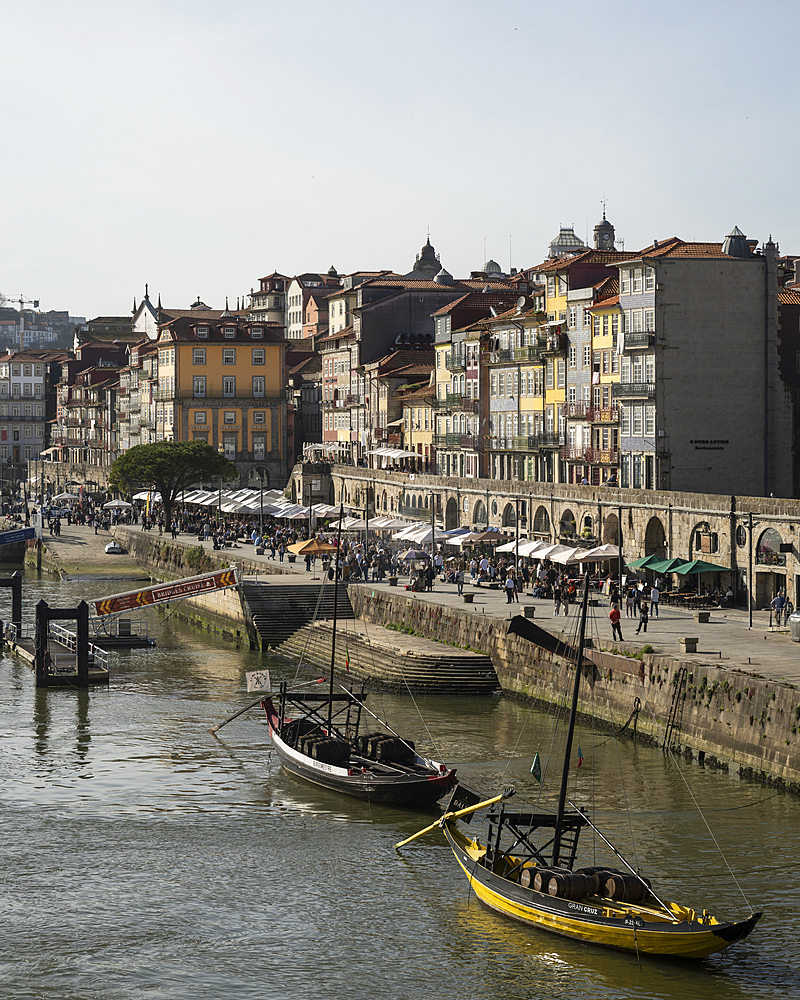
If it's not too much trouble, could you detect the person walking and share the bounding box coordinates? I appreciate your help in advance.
[456,566,465,596]
[505,571,516,603]
[650,583,660,617]
[609,604,623,641]
[626,586,635,618]
[635,602,649,635]
[553,584,562,616]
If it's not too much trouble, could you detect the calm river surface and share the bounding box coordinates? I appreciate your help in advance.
[1,574,798,999]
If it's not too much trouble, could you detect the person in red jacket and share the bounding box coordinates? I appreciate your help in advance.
[609,604,623,641]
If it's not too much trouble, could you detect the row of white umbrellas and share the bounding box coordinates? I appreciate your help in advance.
[494,539,621,564]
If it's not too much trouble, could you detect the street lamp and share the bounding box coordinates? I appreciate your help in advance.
[218,441,225,526]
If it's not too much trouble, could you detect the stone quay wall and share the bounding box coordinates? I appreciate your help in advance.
[348,586,800,791]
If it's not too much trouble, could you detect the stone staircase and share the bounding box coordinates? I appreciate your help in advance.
[276,620,499,695]
[241,579,356,648]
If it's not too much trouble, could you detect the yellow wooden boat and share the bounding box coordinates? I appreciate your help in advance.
[398,574,761,959]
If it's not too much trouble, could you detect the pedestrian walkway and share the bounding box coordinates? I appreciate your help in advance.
[41,522,800,686]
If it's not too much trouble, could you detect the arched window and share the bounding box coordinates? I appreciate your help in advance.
[533,505,550,535]
[757,528,786,566]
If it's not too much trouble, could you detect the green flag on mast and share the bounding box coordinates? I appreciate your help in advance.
[530,752,542,784]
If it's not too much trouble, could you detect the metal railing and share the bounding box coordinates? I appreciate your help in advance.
[445,355,466,371]
[45,622,111,671]
[614,382,655,398]
[624,330,654,349]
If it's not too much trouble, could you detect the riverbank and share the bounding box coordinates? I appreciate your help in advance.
[31,522,800,790]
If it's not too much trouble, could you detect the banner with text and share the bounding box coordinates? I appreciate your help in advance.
[93,567,239,617]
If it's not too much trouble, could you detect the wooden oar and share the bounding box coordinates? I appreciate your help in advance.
[208,678,327,733]
[395,789,514,849]
[208,697,264,734]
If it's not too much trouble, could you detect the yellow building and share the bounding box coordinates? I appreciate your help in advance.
[155,310,287,487]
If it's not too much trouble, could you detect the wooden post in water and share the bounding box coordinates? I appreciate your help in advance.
[35,599,48,687]
[11,571,21,631]
[76,600,89,687]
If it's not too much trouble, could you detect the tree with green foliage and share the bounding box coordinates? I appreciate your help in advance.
[109,441,238,528]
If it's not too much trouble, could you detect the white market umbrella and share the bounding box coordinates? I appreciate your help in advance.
[53,492,79,501]
[103,499,132,510]
[581,543,621,562]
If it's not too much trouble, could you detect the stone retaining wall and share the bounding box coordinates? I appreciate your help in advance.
[348,586,800,791]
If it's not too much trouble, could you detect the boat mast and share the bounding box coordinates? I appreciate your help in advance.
[327,503,345,733]
[552,571,590,867]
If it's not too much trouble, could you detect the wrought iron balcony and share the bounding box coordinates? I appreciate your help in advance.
[614,382,655,398]
[623,330,655,349]
[446,354,466,371]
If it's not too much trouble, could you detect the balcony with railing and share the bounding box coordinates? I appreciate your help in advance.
[513,345,540,361]
[561,446,619,465]
[489,432,565,451]
[446,354,466,371]
[585,448,619,465]
[614,382,655,398]
[488,349,514,364]
[623,330,655,349]
[564,402,619,422]
[540,332,568,356]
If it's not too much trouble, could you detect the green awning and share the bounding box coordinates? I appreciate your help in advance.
[627,555,663,569]
[672,559,730,575]
[647,557,692,573]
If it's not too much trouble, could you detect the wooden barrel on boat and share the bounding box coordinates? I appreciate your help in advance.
[532,868,558,893]
[577,867,617,896]
[519,866,536,888]
[357,732,384,755]
[311,738,351,765]
[375,738,415,763]
[603,873,651,903]
[547,871,590,901]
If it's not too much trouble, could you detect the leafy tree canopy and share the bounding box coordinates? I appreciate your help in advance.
[109,441,238,526]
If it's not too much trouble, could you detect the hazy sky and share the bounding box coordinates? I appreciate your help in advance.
[2,0,798,319]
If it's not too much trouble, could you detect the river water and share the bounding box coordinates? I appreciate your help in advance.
[1,574,798,1000]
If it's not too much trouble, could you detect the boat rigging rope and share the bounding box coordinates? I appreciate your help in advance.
[596,647,755,912]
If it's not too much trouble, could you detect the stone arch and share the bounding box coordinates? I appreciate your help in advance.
[382,490,387,511]
[689,519,720,557]
[559,508,577,539]
[644,516,667,558]
[473,499,488,525]
[502,503,516,527]
[533,505,550,535]
[603,512,623,547]
[580,513,594,541]
[445,496,458,530]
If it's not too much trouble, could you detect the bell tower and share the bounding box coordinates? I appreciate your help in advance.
[593,210,615,250]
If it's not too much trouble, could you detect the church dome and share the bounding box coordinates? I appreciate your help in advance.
[722,226,751,258]
[434,267,454,285]
[482,259,502,276]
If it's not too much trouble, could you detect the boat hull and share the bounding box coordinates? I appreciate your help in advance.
[263,700,456,807]
[444,824,761,959]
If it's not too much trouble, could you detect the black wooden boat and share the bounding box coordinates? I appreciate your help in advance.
[261,686,455,805]
[261,504,456,807]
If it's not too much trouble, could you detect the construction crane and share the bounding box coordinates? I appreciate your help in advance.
[0,294,40,352]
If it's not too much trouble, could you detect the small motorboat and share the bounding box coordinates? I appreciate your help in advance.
[104,540,125,554]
